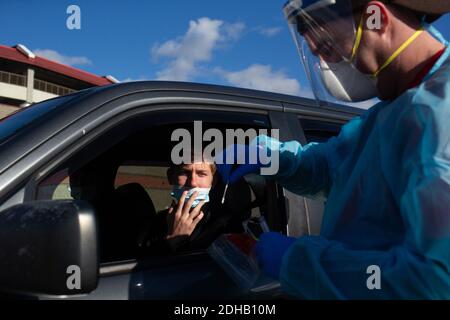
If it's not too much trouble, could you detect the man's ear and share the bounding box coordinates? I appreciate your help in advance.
[364,1,389,33]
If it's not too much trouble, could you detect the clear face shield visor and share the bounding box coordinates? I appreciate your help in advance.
[283,0,379,104]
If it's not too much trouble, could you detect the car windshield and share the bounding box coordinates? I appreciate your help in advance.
[0,94,79,145]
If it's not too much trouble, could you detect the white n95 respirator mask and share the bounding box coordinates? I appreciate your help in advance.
[319,59,378,103]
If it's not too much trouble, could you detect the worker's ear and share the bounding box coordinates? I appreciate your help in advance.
[364,1,389,34]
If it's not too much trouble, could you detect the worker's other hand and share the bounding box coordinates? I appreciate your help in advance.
[166,191,205,239]
[255,232,297,280]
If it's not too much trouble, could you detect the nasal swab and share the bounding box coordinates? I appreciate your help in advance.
[221,183,229,204]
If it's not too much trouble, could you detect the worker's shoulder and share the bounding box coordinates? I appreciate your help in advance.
[424,53,450,91]
[404,56,450,115]
[415,74,450,113]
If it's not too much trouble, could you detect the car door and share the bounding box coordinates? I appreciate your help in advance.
[15,91,290,299]
[278,111,350,237]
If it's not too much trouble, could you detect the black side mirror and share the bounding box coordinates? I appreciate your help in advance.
[0,200,98,296]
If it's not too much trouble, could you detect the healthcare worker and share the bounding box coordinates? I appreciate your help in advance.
[217,0,450,299]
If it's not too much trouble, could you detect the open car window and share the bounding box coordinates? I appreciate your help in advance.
[31,110,282,264]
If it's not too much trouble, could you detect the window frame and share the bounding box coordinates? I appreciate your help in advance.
[25,107,271,202]
[24,105,283,266]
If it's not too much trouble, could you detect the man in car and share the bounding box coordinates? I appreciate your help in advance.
[140,155,249,254]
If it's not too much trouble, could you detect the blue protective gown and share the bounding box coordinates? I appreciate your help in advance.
[262,46,450,299]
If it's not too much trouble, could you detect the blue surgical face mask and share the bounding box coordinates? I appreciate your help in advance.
[170,186,211,208]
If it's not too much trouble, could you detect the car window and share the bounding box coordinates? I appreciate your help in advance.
[30,110,278,263]
[299,118,342,143]
[36,168,73,200]
[115,164,172,213]
[0,94,83,145]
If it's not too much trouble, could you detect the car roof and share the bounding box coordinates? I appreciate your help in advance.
[0,81,366,197]
[77,80,365,115]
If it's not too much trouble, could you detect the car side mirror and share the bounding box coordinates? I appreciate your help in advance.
[0,200,98,297]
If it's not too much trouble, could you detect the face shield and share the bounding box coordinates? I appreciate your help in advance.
[284,0,379,104]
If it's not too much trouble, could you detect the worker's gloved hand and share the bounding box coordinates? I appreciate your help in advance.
[215,144,261,184]
[215,135,273,184]
[254,232,296,280]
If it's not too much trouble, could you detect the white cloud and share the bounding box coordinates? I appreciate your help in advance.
[257,26,283,38]
[34,49,92,66]
[216,64,303,96]
[151,17,244,81]
[222,22,246,41]
[122,77,148,82]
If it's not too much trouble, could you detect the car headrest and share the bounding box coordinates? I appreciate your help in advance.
[113,183,156,218]
[208,177,252,219]
[69,162,117,207]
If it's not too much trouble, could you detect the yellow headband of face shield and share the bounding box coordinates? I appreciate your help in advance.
[349,12,425,78]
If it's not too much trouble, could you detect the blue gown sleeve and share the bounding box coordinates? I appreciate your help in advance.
[260,113,367,197]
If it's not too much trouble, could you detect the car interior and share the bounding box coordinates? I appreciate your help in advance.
[34,115,284,264]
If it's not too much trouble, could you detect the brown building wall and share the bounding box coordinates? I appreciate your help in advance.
[0,103,19,119]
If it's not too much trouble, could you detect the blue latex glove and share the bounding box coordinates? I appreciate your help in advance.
[255,232,297,280]
[216,136,275,184]
[215,143,262,184]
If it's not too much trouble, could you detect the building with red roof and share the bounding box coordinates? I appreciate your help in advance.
[0,44,118,118]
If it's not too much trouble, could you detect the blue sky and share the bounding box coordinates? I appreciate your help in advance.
[1,0,449,97]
